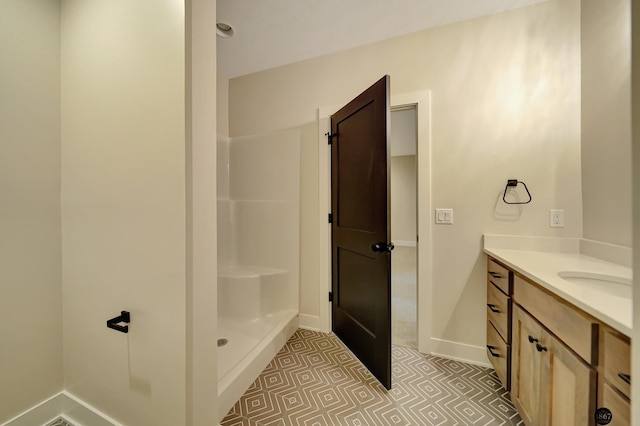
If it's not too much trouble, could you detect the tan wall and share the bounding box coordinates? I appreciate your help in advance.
[61,1,187,424]
[631,1,639,423]
[631,1,640,424]
[391,156,417,244]
[0,1,63,421]
[186,0,219,422]
[581,0,632,247]
[218,73,229,137]
[229,0,582,351]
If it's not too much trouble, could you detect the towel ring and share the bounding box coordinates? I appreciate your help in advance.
[502,179,532,205]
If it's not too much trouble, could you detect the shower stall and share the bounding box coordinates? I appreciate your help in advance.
[216,130,300,416]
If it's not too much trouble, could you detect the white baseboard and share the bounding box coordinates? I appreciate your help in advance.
[298,313,321,331]
[430,337,491,368]
[2,391,120,426]
[1,393,64,426]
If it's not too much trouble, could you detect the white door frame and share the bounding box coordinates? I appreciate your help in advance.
[317,90,433,354]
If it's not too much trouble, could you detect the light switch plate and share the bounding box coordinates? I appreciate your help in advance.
[435,208,453,224]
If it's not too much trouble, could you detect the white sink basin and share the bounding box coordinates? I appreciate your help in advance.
[557,271,632,298]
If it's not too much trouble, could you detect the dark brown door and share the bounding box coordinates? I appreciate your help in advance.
[331,75,392,389]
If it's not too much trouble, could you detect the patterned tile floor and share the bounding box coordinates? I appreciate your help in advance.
[222,329,523,425]
[47,418,74,426]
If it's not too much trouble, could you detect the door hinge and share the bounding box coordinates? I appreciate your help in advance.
[328,213,333,223]
[328,291,333,302]
[325,132,337,145]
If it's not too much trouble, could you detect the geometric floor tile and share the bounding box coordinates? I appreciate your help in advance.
[46,418,75,426]
[222,329,523,425]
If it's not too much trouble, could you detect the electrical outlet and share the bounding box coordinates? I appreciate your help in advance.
[435,208,453,224]
[549,209,564,228]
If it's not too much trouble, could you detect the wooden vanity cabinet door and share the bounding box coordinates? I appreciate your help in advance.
[540,329,596,426]
[513,305,596,426]
[600,381,630,426]
[511,305,543,426]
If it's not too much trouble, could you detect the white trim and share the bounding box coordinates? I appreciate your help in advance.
[393,240,417,248]
[1,392,120,426]
[298,313,322,331]
[317,90,433,353]
[430,338,492,368]
[0,393,63,426]
[60,391,123,426]
[317,109,333,333]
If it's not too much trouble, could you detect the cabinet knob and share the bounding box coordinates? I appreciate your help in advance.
[536,343,548,352]
[528,335,538,344]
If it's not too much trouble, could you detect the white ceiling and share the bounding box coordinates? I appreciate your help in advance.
[216,0,546,78]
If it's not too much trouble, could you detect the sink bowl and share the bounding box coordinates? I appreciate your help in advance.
[557,271,632,298]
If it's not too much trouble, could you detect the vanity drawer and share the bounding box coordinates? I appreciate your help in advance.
[488,258,511,295]
[487,282,511,343]
[486,320,510,390]
[601,381,630,426]
[514,274,598,364]
[602,327,631,399]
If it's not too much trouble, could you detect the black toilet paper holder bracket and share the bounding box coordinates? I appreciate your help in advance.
[107,311,130,333]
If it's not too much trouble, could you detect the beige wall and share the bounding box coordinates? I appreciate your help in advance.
[581,0,632,247]
[61,1,187,424]
[217,73,229,138]
[631,1,639,423]
[391,156,417,244]
[0,1,63,422]
[229,0,582,354]
[186,0,218,423]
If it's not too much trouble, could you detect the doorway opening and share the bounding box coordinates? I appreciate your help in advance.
[390,106,418,350]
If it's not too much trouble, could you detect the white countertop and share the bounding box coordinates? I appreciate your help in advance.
[483,238,633,337]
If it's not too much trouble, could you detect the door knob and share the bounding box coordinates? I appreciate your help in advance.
[372,242,395,253]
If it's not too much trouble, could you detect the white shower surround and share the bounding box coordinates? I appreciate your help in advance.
[216,131,301,419]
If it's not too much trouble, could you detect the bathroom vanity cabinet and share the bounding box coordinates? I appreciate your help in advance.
[486,256,631,426]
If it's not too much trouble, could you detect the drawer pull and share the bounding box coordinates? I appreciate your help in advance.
[618,373,631,385]
[488,271,502,278]
[536,343,548,352]
[487,304,500,313]
[487,345,500,358]
[528,335,539,344]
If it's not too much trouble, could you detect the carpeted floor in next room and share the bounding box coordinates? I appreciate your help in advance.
[221,329,523,425]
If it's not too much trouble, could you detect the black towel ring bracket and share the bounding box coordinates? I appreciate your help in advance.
[502,179,532,205]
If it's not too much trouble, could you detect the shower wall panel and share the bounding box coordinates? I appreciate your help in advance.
[219,129,300,313]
